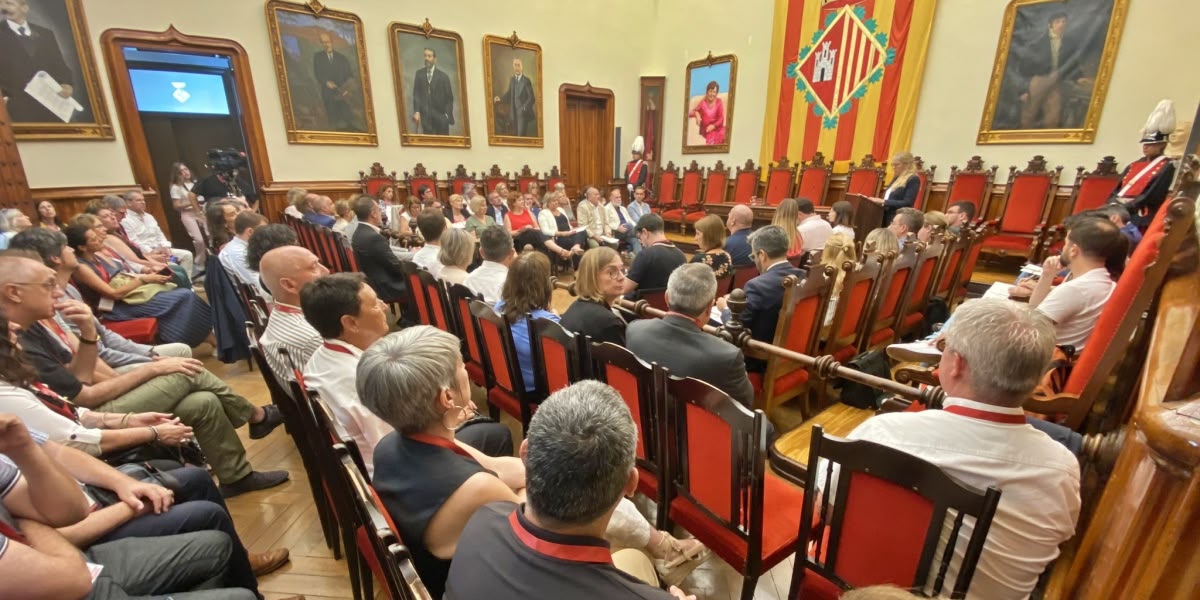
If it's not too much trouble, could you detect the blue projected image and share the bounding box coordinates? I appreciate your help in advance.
[130,69,230,115]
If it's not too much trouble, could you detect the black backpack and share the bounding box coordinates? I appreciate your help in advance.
[840,350,892,409]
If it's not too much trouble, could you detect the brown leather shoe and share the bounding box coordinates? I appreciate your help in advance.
[249,547,291,576]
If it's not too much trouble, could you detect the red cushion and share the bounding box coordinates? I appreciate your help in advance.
[661,209,685,221]
[748,371,763,394]
[831,344,857,363]
[465,362,485,388]
[868,328,895,346]
[982,233,1034,252]
[900,312,924,330]
[356,526,387,587]
[773,368,810,396]
[669,472,804,571]
[796,571,844,600]
[101,318,158,344]
[684,211,707,223]
[488,387,521,420]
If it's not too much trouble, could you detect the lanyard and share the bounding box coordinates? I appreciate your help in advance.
[943,404,1026,425]
[322,342,355,356]
[407,432,476,461]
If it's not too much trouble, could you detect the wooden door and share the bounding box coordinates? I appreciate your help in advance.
[0,97,32,213]
[558,84,614,199]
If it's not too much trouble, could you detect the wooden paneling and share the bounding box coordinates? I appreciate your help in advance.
[260,181,361,221]
[0,94,32,213]
[32,186,161,225]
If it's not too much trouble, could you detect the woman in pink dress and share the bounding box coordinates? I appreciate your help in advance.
[690,81,726,145]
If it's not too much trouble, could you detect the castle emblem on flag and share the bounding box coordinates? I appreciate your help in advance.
[787,5,896,129]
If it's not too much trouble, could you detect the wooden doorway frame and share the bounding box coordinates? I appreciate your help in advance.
[558,82,615,192]
[99,26,273,199]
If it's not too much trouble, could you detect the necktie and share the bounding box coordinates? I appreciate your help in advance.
[427,69,433,84]
[616,207,627,226]
[19,25,29,36]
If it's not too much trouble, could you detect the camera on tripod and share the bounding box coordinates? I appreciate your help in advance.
[205,148,248,178]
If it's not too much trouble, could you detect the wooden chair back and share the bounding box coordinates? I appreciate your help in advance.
[824,253,888,360]
[913,156,936,211]
[516,164,541,194]
[398,262,432,325]
[448,164,478,196]
[797,152,833,206]
[765,157,798,206]
[733,159,760,204]
[761,269,835,411]
[730,263,758,293]
[634,287,669,312]
[446,284,487,387]
[360,162,399,199]
[893,235,947,339]
[470,299,538,431]
[655,161,680,209]
[1068,156,1122,215]
[679,160,704,209]
[846,154,885,199]
[484,164,510,194]
[859,243,917,351]
[405,163,439,203]
[703,161,730,206]
[944,156,998,217]
[530,317,582,396]
[982,156,1062,259]
[544,165,566,195]
[415,269,452,333]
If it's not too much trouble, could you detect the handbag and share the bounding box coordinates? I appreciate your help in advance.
[102,438,207,470]
[109,273,177,305]
[840,350,892,409]
[84,462,184,508]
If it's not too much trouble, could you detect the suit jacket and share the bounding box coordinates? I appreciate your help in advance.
[1017,32,1081,85]
[725,228,753,267]
[0,21,74,122]
[576,200,611,239]
[627,314,755,407]
[486,203,509,224]
[881,175,921,228]
[604,202,635,232]
[499,74,536,136]
[724,262,806,372]
[413,66,454,134]
[352,224,407,301]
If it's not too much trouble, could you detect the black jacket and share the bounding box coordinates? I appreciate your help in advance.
[352,224,407,301]
[413,66,455,134]
[0,21,74,122]
[626,314,754,407]
[560,298,626,346]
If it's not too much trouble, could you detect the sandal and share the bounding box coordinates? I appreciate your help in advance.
[652,532,710,587]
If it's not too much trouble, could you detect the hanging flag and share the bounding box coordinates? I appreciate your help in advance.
[760,0,938,173]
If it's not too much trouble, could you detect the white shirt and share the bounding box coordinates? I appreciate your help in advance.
[605,202,635,231]
[798,215,833,251]
[464,261,509,305]
[439,266,469,287]
[6,20,30,36]
[1036,267,1115,350]
[821,397,1080,600]
[302,340,392,476]
[122,211,171,251]
[832,224,855,239]
[260,302,322,388]
[411,244,443,278]
[218,236,266,296]
[283,205,304,219]
[576,200,611,238]
[0,384,102,455]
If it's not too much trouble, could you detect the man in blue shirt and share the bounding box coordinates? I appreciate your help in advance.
[724,204,754,267]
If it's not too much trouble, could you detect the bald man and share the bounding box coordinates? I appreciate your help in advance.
[725,204,755,267]
[258,246,330,384]
[0,256,287,497]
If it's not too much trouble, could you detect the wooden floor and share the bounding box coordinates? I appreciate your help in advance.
[218,256,1019,599]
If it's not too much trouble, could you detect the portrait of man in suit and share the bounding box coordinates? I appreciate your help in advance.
[312,31,356,131]
[0,0,97,125]
[412,47,454,135]
[494,57,537,137]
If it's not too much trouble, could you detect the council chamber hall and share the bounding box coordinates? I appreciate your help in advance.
[0,0,1198,599]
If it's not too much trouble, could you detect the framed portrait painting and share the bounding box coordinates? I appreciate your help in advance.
[682,52,736,154]
[978,0,1130,144]
[482,32,542,148]
[264,0,376,145]
[1,0,112,139]
[390,19,470,148]
[639,76,665,163]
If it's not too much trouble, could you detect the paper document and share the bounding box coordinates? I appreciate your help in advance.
[24,71,83,123]
[983,282,1015,301]
[710,306,725,323]
[571,226,587,234]
[1019,263,1043,277]
[600,235,619,245]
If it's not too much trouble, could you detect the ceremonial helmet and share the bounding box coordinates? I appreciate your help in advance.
[1139,99,1176,144]
[631,136,645,156]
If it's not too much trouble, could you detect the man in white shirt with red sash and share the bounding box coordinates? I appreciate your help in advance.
[1110,99,1177,230]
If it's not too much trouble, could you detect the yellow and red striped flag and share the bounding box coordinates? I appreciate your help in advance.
[760,0,938,173]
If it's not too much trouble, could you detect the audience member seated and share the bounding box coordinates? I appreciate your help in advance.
[716,225,805,372]
[0,415,262,599]
[361,328,704,597]
[412,208,448,277]
[827,199,856,239]
[627,264,754,406]
[1103,204,1141,250]
[464,196,496,239]
[245,224,298,299]
[888,207,924,249]
[299,274,512,476]
[495,253,557,393]
[282,186,309,220]
[258,246,331,381]
[219,211,269,294]
[350,195,407,303]
[205,201,239,251]
[447,381,706,599]
[945,200,976,234]
[437,229,474,287]
[538,191,587,267]
[623,214,686,300]
[795,197,832,251]
[65,224,214,347]
[304,195,336,228]
[77,206,185,287]
[606,188,641,254]
[627,186,652,224]
[444,194,471,224]
[505,193,571,261]
[919,210,947,243]
[576,186,615,249]
[826,299,1080,600]
[487,189,510,223]
[872,152,921,227]
[418,185,437,205]
[332,198,354,234]
[560,247,628,346]
[690,215,731,278]
[819,232,858,327]
[0,256,287,497]
[772,198,804,258]
[543,182,575,220]
[120,190,194,276]
[0,209,30,250]
[35,200,65,233]
[864,227,901,255]
[464,226,515,305]
[724,204,754,267]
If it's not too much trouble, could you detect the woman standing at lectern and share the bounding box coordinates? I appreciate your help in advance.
[871,151,921,227]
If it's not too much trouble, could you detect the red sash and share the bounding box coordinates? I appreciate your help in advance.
[943,404,1026,425]
[407,432,476,461]
[41,319,74,352]
[322,341,355,356]
[273,303,303,315]
[625,160,646,184]
[508,511,613,564]
[1117,155,1169,198]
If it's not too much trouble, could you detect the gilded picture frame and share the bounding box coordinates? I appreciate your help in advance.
[482,32,543,148]
[4,0,112,140]
[390,19,470,148]
[639,76,666,163]
[977,0,1129,144]
[264,0,377,145]
[682,52,737,155]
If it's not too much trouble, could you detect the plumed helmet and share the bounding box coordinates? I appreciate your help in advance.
[1140,99,1176,144]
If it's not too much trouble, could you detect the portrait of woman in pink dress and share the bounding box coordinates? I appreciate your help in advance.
[689,81,726,145]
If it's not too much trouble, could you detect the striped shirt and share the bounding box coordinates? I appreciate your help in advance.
[259,302,322,388]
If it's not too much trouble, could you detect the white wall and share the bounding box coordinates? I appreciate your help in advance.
[17,0,654,188]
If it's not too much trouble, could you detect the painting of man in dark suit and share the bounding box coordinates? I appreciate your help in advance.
[412,47,454,135]
[312,31,356,131]
[494,58,536,137]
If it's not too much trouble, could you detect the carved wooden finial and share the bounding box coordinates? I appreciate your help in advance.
[306,0,325,14]
[420,18,434,36]
[506,31,521,47]
[724,288,749,334]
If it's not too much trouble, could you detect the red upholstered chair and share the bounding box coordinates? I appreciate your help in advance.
[913,156,936,211]
[653,161,680,214]
[530,317,584,396]
[859,242,919,352]
[944,156,998,219]
[757,270,834,415]
[398,262,431,324]
[846,154,885,199]
[101,318,158,344]
[484,164,511,194]
[591,341,670,528]
[661,161,704,230]
[678,160,729,230]
[823,254,888,363]
[729,263,758,293]
[405,163,439,204]
[1040,157,1122,258]
[447,284,487,388]
[797,152,833,206]
[664,376,805,600]
[448,164,478,196]
[1024,194,1196,430]
[515,165,541,195]
[771,426,1001,599]
[733,159,761,204]
[929,228,971,304]
[633,287,669,312]
[892,234,947,340]
[360,162,399,199]
[470,300,540,434]
[765,157,798,207]
[951,223,995,306]
[981,156,1062,261]
[543,165,566,196]
[416,269,452,333]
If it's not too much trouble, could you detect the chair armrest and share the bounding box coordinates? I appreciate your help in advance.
[1023,392,1083,424]
[877,396,914,413]
[893,364,940,387]
[767,443,808,488]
